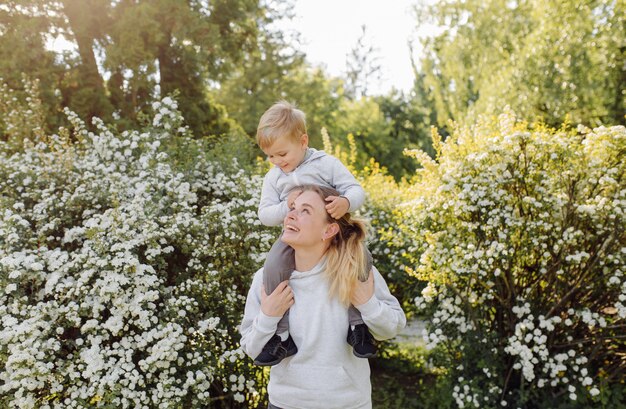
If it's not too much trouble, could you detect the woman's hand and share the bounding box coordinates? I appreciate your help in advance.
[351,271,374,306]
[261,280,295,317]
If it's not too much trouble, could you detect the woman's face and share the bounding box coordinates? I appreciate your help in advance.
[281,190,335,248]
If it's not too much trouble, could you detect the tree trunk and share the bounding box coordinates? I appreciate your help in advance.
[61,0,111,120]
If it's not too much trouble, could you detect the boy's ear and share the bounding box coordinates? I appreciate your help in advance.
[300,133,309,147]
[323,222,339,240]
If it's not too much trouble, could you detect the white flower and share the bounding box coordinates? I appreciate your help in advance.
[421,283,437,301]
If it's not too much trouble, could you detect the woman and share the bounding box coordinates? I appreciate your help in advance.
[240,184,406,409]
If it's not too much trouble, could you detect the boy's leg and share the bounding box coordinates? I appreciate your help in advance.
[263,234,295,335]
[255,234,298,366]
[347,245,377,358]
[348,305,365,326]
[350,246,374,325]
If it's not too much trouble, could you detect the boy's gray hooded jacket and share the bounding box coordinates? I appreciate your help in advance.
[258,148,366,226]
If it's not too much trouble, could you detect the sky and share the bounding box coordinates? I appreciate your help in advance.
[277,0,422,95]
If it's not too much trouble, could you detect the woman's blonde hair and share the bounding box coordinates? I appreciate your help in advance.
[256,101,307,150]
[298,184,368,306]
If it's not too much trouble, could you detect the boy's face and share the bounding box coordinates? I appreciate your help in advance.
[262,134,309,173]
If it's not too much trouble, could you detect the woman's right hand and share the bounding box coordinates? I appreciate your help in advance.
[261,280,295,317]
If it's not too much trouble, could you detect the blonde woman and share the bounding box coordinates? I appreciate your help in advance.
[240,185,406,409]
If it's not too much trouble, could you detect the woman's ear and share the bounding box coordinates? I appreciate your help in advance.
[323,222,339,240]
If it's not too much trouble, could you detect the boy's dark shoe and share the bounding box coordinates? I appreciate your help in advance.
[254,334,298,366]
[347,324,377,358]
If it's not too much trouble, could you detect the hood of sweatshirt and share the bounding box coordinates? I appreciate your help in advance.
[286,148,326,174]
[290,257,327,280]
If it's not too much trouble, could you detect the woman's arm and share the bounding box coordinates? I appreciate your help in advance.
[239,270,282,359]
[354,266,407,341]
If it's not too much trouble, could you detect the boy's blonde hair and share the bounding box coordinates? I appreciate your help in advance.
[256,101,307,150]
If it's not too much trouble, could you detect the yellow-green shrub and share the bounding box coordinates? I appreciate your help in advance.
[403,109,625,407]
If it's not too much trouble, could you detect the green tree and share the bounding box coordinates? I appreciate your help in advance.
[417,0,625,127]
[376,91,435,178]
[0,0,264,136]
[214,0,305,135]
[104,0,260,136]
[328,88,435,181]
[59,0,114,121]
[215,1,344,151]
[1,0,114,121]
[0,1,64,131]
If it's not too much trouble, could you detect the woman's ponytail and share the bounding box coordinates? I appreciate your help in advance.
[296,185,370,306]
[325,214,368,306]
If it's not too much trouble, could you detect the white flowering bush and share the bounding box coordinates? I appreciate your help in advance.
[0,93,275,408]
[403,110,625,408]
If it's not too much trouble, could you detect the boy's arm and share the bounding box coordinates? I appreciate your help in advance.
[258,172,289,226]
[330,157,366,212]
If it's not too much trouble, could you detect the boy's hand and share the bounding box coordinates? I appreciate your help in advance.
[325,196,350,219]
[287,189,302,209]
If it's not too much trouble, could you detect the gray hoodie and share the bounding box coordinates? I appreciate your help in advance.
[239,260,406,409]
[258,148,366,226]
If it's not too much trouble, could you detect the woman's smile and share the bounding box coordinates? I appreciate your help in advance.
[280,191,330,248]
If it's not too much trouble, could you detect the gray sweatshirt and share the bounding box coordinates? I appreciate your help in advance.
[258,148,366,226]
[239,260,406,409]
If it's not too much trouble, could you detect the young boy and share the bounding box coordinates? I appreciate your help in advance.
[254,100,377,366]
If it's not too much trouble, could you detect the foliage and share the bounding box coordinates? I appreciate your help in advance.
[0,0,66,132]
[0,96,275,408]
[0,77,48,152]
[0,0,264,135]
[216,57,344,150]
[370,342,435,409]
[402,109,625,407]
[327,88,436,180]
[416,0,625,128]
[321,129,422,316]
